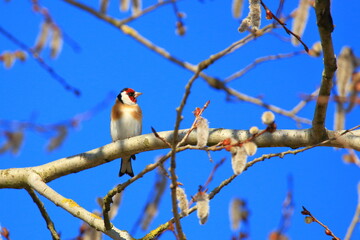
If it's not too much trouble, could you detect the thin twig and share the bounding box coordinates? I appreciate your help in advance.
[102,144,206,235]
[177,100,210,147]
[170,70,202,239]
[26,187,60,240]
[202,158,226,190]
[211,124,360,199]
[224,87,312,125]
[260,0,309,52]
[26,172,130,239]
[224,50,306,83]
[275,0,285,18]
[167,38,234,236]
[0,25,80,96]
[171,0,186,36]
[290,88,320,115]
[118,0,175,26]
[101,146,190,230]
[62,0,312,125]
[151,127,172,148]
[276,175,294,234]
[301,206,340,240]
[141,125,360,239]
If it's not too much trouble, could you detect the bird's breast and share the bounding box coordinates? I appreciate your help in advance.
[110,103,142,141]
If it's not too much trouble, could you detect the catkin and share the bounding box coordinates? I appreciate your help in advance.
[176,187,189,216]
[231,147,247,175]
[196,192,210,225]
[196,117,209,147]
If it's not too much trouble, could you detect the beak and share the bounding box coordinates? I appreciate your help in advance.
[135,92,143,98]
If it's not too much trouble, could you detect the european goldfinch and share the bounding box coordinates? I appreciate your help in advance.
[110,88,142,177]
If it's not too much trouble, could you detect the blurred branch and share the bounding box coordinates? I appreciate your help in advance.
[275,0,285,18]
[119,0,176,25]
[276,175,294,235]
[131,170,168,234]
[344,182,360,240]
[290,89,320,115]
[224,50,306,83]
[171,0,186,36]
[224,87,312,125]
[202,158,226,190]
[26,187,60,240]
[62,0,313,126]
[0,92,114,153]
[0,25,80,96]
[63,0,174,27]
[312,0,337,138]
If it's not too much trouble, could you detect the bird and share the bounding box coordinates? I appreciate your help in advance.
[110,88,142,177]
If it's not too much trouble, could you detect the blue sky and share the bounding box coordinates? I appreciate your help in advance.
[1,0,360,239]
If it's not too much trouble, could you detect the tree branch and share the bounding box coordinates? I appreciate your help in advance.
[1,128,359,189]
[26,187,60,240]
[142,126,360,239]
[224,87,312,125]
[344,182,360,240]
[170,70,202,239]
[26,172,131,240]
[0,25,80,96]
[312,0,337,138]
[62,0,312,126]
[290,88,320,116]
[224,51,306,83]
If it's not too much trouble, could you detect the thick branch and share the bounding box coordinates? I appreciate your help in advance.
[145,132,347,238]
[1,128,359,189]
[312,0,337,137]
[26,172,131,240]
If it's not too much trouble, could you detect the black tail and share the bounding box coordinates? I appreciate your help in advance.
[118,155,135,177]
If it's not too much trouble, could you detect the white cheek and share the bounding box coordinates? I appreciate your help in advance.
[121,93,136,105]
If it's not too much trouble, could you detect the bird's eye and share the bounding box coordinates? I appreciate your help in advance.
[128,92,135,97]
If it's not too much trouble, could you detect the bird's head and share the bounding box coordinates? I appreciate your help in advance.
[117,88,142,105]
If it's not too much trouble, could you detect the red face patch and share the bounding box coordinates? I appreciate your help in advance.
[126,88,136,103]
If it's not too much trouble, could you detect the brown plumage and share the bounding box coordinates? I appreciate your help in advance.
[111,100,142,121]
[110,88,143,177]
